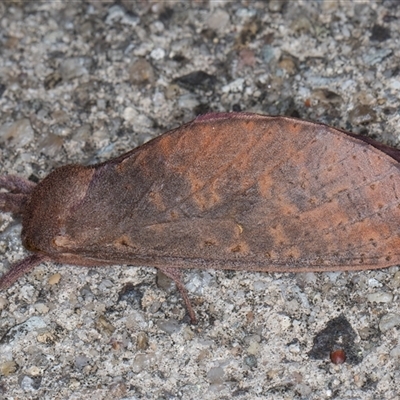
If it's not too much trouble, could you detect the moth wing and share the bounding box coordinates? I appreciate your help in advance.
[123,114,400,272]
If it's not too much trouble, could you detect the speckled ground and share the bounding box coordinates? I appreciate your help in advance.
[1,1,400,399]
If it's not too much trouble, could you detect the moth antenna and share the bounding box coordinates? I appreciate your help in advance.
[0,254,47,290]
[0,175,36,194]
[157,266,197,325]
[0,193,29,215]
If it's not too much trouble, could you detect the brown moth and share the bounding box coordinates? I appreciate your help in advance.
[1,112,400,323]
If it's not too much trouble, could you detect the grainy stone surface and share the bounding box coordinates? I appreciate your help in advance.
[1,1,400,399]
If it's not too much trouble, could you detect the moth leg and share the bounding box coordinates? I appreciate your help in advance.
[157,266,197,325]
[0,254,46,290]
[0,175,36,215]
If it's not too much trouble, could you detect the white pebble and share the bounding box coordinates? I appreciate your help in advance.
[150,48,165,60]
[0,119,34,147]
[156,319,181,335]
[123,106,139,122]
[368,278,382,288]
[379,313,400,332]
[367,292,393,303]
[390,346,400,358]
[222,78,245,93]
[131,352,157,373]
[207,9,230,32]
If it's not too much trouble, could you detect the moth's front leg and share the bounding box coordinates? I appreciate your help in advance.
[0,254,47,290]
[0,175,36,215]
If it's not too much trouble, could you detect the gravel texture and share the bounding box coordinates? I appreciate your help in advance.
[1,1,400,399]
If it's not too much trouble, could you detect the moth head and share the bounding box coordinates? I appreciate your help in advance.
[21,165,94,256]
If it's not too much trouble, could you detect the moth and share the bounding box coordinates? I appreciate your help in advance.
[1,112,400,323]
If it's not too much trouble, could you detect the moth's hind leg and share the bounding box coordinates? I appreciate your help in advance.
[0,175,36,215]
[157,267,197,325]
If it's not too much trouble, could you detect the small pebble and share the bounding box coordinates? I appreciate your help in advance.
[150,48,165,60]
[392,271,400,287]
[367,292,393,303]
[244,354,258,368]
[59,57,93,81]
[0,296,8,310]
[247,341,261,356]
[20,375,42,391]
[122,106,139,122]
[178,93,200,109]
[207,9,230,32]
[34,302,49,314]
[26,366,41,376]
[156,270,175,293]
[261,45,277,63]
[132,352,157,373]
[295,383,312,397]
[243,334,261,346]
[98,279,113,291]
[253,280,267,291]
[222,78,245,93]
[182,326,195,341]
[330,349,346,364]
[312,89,342,104]
[0,119,34,147]
[348,104,377,125]
[290,16,313,33]
[207,366,224,384]
[389,346,400,358]
[108,381,127,397]
[48,125,70,139]
[106,5,139,26]
[118,283,144,309]
[239,48,256,68]
[128,59,155,85]
[36,331,56,344]
[95,315,116,335]
[44,71,62,89]
[0,83,6,98]
[165,83,180,99]
[362,48,392,66]
[185,270,213,295]
[289,343,300,354]
[379,313,400,333]
[136,332,149,350]
[106,5,127,23]
[0,316,47,345]
[269,0,285,12]
[370,24,391,42]
[358,326,377,340]
[74,355,90,370]
[175,71,216,90]
[297,272,317,287]
[0,361,18,376]
[72,124,92,141]
[48,273,61,285]
[156,319,181,335]
[80,284,94,301]
[38,134,64,158]
[368,278,382,288]
[279,57,297,75]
